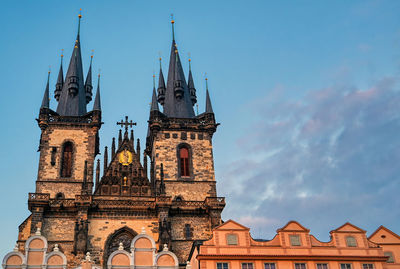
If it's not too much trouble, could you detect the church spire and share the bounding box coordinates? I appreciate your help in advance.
[56,11,87,116]
[157,57,166,105]
[85,53,93,104]
[93,73,101,111]
[205,77,213,114]
[188,57,197,106]
[41,70,51,109]
[163,18,195,118]
[54,51,64,102]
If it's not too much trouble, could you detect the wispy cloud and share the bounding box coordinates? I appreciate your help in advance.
[220,76,400,240]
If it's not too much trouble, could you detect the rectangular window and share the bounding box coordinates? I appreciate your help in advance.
[227,234,238,245]
[294,263,306,269]
[362,265,373,269]
[264,263,276,269]
[290,235,301,246]
[345,236,357,247]
[384,251,395,263]
[340,264,352,269]
[242,263,253,269]
[217,263,229,269]
[316,264,328,269]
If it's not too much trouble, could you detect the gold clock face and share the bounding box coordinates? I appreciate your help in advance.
[119,148,133,166]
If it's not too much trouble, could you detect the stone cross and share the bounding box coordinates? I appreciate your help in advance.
[117,116,136,132]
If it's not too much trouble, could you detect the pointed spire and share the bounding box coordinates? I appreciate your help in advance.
[56,11,87,116]
[157,57,166,105]
[85,53,93,104]
[136,138,141,160]
[205,77,214,114]
[130,129,134,146]
[151,75,160,112]
[54,51,64,102]
[41,70,50,109]
[163,17,195,118]
[118,129,122,147]
[103,146,108,174]
[93,73,101,111]
[188,57,197,106]
[95,159,100,188]
[112,137,116,157]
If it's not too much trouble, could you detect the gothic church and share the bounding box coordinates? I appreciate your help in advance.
[18,15,225,268]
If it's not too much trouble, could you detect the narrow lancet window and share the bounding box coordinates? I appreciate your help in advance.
[61,142,73,177]
[179,147,190,177]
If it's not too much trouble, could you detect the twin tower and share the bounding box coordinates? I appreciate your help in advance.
[24,16,225,267]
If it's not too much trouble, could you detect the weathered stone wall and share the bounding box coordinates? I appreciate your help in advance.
[152,130,216,200]
[170,215,213,263]
[37,126,98,198]
[42,217,76,241]
[163,181,217,201]
[87,217,159,264]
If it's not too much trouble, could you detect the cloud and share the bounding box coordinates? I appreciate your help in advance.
[220,76,400,241]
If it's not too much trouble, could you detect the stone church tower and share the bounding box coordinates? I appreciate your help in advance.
[17,16,225,268]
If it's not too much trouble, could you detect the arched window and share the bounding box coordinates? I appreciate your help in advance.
[61,142,73,178]
[179,146,190,177]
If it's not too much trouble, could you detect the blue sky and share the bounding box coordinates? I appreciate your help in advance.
[1,0,400,257]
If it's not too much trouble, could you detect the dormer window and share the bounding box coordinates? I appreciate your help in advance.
[290,235,301,246]
[227,234,238,245]
[346,236,357,247]
[61,142,73,178]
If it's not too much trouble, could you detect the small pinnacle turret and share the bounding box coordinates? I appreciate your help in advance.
[205,78,213,114]
[188,58,197,106]
[93,74,101,111]
[54,52,64,101]
[41,71,51,109]
[157,58,166,105]
[85,55,93,104]
[151,75,159,112]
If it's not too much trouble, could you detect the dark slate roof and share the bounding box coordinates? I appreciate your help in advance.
[93,74,101,111]
[56,33,87,116]
[41,72,50,109]
[163,40,195,118]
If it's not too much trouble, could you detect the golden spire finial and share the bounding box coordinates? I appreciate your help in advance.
[98,68,101,78]
[91,49,94,59]
[170,14,175,40]
[205,72,208,90]
[77,9,82,36]
[61,49,64,58]
[188,53,192,70]
[48,65,51,74]
[153,72,156,88]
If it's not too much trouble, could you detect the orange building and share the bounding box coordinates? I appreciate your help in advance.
[188,220,400,269]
